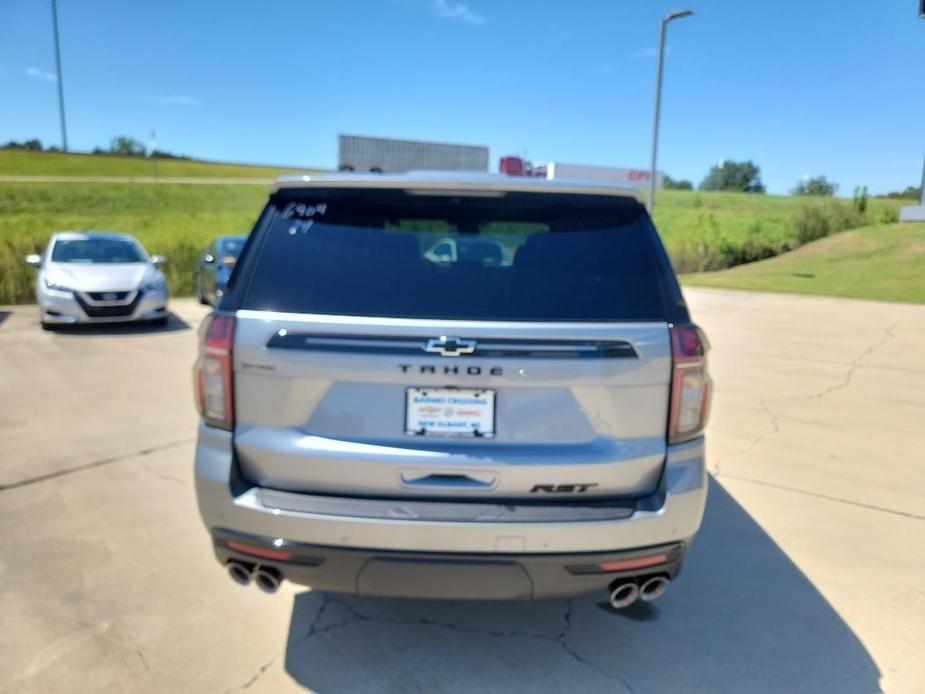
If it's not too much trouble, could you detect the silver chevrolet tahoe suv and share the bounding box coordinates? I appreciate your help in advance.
[194,172,711,609]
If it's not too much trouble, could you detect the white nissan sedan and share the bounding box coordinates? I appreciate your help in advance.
[25,231,170,330]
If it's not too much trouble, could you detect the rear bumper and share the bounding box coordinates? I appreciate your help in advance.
[213,530,684,599]
[194,423,707,598]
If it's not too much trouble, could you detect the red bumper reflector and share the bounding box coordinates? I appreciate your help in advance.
[227,540,292,561]
[598,553,668,572]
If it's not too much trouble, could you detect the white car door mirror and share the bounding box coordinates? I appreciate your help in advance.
[24,254,41,267]
[151,255,167,267]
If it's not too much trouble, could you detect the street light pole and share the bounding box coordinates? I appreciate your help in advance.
[51,0,68,152]
[919,148,925,206]
[648,9,693,213]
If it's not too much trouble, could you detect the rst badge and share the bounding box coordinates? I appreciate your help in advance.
[530,483,599,493]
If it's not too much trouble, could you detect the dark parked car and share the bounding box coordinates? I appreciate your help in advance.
[194,236,246,306]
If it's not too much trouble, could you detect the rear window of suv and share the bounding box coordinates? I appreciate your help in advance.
[239,188,684,321]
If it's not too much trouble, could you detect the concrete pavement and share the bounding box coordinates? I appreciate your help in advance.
[0,289,923,693]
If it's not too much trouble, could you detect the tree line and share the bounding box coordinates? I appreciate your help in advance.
[2,137,190,160]
[664,160,917,199]
[1,138,919,199]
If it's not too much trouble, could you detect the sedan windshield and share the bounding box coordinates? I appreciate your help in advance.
[52,239,145,264]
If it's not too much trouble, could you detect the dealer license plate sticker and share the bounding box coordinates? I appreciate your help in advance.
[405,387,496,438]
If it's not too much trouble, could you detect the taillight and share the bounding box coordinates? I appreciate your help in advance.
[226,540,292,561]
[598,553,669,573]
[668,324,712,445]
[194,312,235,430]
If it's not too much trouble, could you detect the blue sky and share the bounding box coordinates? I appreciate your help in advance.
[1,0,923,194]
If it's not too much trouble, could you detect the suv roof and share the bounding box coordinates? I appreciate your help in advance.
[272,171,643,200]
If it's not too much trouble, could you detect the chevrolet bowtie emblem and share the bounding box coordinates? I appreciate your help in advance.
[423,336,477,357]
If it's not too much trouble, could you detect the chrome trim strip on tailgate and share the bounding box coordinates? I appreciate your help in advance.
[266,332,638,359]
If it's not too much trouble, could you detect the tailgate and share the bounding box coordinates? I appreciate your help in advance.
[232,311,670,499]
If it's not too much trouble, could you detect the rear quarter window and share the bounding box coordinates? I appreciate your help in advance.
[238,188,686,322]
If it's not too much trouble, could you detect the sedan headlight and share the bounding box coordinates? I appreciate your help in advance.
[143,278,167,292]
[44,278,74,293]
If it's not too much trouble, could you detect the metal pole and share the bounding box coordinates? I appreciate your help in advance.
[647,19,668,213]
[647,10,693,213]
[919,149,925,206]
[51,0,68,151]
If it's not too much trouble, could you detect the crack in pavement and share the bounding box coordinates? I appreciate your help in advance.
[223,655,278,694]
[278,595,636,692]
[0,438,195,493]
[744,351,925,376]
[142,461,187,486]
[223,595,333,694]
[712,397,779,477]
[712,322,899,475]
[135,649,150,672]
[803,323,899,402]
[717,472,925,522]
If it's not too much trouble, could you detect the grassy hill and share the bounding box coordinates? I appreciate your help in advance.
[0,182,268,303]
[0,150,912,304]
[0,149,326,179]
[651,190,904,272]
[683,223,925,304]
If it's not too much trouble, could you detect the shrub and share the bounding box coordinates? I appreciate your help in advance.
[829,201,863,232]
[150,238,202,296]
[792,201,867,246]
[740,223,790,263]
[793,206,834,245]
[792,175,838,197]
[853,186,869,213]
[667,241,701,274]
[699,160,765,193]
[664,175,693,190]
[877,206,899,225]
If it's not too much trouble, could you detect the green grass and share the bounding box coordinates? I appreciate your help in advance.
[0,182,268,303]
[0,149,326,179]
[0,150,913,304]
[682,223,925,304]
[650,190,904,272]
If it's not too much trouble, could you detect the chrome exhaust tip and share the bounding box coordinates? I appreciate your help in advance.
[608,581,640,609]
[639,575,670,602]
[227,561,253,586]
[254,566,283,594]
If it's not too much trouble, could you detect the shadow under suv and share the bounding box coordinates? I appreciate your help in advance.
[194,172,711,607]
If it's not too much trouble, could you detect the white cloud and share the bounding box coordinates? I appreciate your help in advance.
[25,67,57,83]
[430,0,485,25]
[144,94,203,106]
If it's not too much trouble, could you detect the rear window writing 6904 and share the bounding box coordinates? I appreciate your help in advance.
[242,189,678,321]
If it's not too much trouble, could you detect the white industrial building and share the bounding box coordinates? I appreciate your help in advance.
[338,134,489,174]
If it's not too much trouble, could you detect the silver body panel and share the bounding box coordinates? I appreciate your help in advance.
[272,170,643,200]
[196,423,707,554]
[233,311,671,500]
